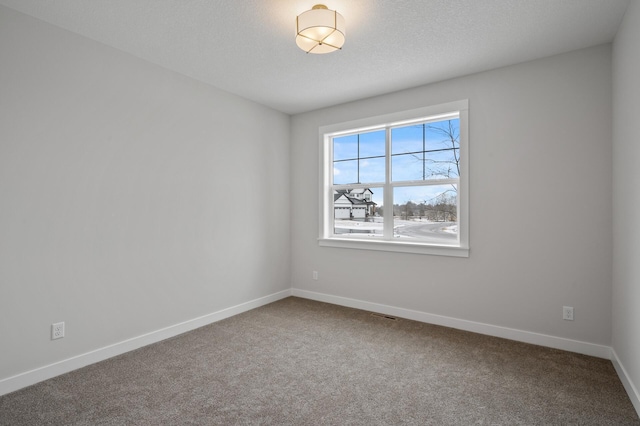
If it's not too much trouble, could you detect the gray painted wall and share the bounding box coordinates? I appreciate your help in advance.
[613,0,640,409]
[291,45,613,346]
[0,6,291,380]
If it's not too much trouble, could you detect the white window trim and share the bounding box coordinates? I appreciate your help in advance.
[318,100,469,257]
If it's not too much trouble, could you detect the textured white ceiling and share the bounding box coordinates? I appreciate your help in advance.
[0,0,630,114]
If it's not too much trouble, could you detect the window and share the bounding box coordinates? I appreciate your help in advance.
[319,100,469,257]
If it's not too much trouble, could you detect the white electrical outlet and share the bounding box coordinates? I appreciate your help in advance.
[563,306,574,321]
[52,322,65,340]
[312,271,318,281]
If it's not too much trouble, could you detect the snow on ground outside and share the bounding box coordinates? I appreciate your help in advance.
[334,219,457,238]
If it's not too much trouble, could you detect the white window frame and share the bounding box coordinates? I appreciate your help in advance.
[319,100,469,257]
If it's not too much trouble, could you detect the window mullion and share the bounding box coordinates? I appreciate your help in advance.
[357,134,360,184]
[383,126,393,240]
[422,124,426,180]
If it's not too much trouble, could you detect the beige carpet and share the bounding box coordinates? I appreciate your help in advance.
[1,297,638,425]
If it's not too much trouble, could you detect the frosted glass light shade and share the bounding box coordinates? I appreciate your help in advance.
[296,4,345,54]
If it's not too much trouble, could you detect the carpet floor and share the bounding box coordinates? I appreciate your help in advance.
[1,296,638,425]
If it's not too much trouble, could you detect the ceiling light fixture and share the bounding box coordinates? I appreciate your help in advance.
[295,4,345,54]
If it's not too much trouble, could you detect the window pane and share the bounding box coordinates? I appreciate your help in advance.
[426,118,460,179]
[333,130,385,184]
[360,156,385,183]
[427,148,460,179]
[391,125,424,154]
[391,119,460,182]
[393,185,458,243]
[392,153,425,181]
[334,187,383,237]
[333,160,358,185]
[333,134,358,161]
[426,119,460,152]
[359,130,385,158]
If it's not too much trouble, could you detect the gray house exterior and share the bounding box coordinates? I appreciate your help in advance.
[334,188,376,219]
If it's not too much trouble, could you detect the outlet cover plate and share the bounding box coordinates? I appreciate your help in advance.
[52,322,65,340]
[563,306,574,321]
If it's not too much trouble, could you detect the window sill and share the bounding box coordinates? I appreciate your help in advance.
[318,237,469,257]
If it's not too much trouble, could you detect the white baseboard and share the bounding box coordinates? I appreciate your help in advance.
[291,288,612,359]
[611,349,640,416]
[0,289,292,397]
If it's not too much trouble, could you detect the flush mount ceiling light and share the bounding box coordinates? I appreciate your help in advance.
[295,4,345,54]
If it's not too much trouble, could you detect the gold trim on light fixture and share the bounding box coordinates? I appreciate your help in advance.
[296,4,345,54]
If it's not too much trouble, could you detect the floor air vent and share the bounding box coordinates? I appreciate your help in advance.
[371,312,398,321]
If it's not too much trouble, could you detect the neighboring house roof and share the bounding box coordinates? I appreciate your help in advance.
[333,189,377,206]
[350,198,368,205]
[347,188,373,195]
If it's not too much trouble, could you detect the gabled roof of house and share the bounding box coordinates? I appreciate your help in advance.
[334,193,351,202]
[333,189,377,206]
[347,188,373,195]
